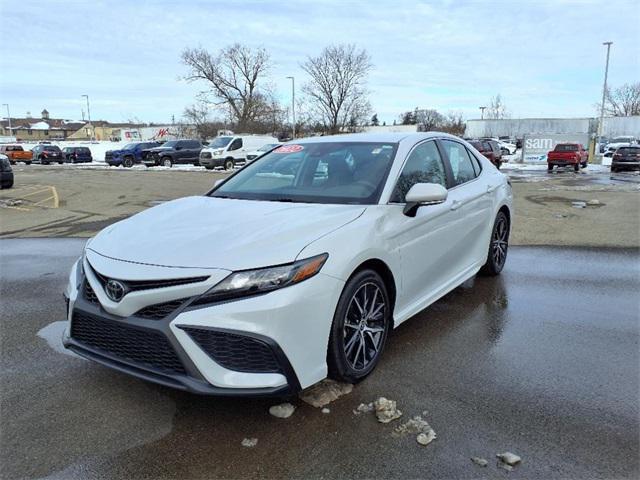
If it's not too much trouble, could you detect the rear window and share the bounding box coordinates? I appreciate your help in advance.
[44,146,61,152]
[618,147,640,154]
[554,144,578,152]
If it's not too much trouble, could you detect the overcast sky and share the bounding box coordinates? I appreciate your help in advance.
[1,0,638,124]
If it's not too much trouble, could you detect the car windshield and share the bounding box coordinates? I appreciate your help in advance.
[554,144,578,151]
[209,137,233,148]
[258,143,278,151]
[210,142,398,204]
[123,143,139,150]
[160,141,179,148]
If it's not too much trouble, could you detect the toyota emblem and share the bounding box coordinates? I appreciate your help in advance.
[105,279,127,302]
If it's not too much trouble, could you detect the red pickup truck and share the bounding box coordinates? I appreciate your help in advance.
[547,143,588,172]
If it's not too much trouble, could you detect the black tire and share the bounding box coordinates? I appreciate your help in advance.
[2,179,13,189]
[224,158,234,170]
[327,269,392,383]
[480,211,509,276]
[204,165,213,170]
[25,162,31,165]
[161,157,173,168]
[123,156,134,168]
[611,166,617,173]
[547,164,553,171]
[574,163,580,172]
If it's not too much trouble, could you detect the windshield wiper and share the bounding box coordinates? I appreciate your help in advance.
[272,197,295,202]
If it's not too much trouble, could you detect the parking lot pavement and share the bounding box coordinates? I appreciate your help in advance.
[1,238,638,479]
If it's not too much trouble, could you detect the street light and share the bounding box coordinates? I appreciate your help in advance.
[479,106,487,120]
[81,94,92,139]
[598,42,613,138]
[2,104,11,133]
[286,76,295,139]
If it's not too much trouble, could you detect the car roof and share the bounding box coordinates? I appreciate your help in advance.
[290,131,461,144]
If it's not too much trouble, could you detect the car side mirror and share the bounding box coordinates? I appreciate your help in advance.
[403,183,448,217]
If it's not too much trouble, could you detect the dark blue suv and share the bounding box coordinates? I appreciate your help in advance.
[106,142,161,167]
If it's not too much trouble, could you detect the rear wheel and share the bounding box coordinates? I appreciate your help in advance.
[161,157,173,168]
[480,211,509,276]
[123,156,134,168]
[574,163,580,172]
[581,161,587,168]
[547,164,553,171]
[327,270,392,383]
[224,158,234,170]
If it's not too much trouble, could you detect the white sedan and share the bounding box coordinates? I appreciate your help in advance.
[63,133,513,395]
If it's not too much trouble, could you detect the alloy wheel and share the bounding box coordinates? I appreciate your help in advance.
[491,215,508,269]
[343,282,386,371]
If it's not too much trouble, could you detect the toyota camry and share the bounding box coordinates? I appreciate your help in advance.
[63,132,513,395]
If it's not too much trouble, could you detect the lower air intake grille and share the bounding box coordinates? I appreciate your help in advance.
[180,327,282,373]
[71,311,185,374]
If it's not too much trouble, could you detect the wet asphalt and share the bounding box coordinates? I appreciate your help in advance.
[1,239,638,479]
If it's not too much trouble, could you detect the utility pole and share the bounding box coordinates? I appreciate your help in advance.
[82,94,92,139]
[2,104,11,133]
[479,106,487,120]
[286,76,295,139]
[598,42,613,138]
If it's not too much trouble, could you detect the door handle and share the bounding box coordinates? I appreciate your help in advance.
[450,200,461,211]
[487,184,497,193]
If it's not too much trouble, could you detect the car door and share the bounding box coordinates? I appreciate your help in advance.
[385,139,468,314]
[439,139,494,272]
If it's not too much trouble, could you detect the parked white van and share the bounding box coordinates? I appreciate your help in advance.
[200,135,279,170]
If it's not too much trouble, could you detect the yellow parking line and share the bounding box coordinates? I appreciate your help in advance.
[16,187,53,198]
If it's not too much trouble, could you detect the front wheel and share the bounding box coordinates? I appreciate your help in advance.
[327,269,391,384]
[123,157,134,168]
[224,159,234,170]
[480,211,509,276]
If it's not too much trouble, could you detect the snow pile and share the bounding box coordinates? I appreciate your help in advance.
[299,379,353,408]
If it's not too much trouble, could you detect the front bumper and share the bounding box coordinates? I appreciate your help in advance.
[63,258,344,395]
[199,157,224,168]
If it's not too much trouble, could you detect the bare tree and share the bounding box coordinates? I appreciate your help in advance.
[301,44,372,134]
[603,82,640,116]
[416,109,445,131]
[181,44,272,131]
[487,94,508,119]
[183,103,224,140]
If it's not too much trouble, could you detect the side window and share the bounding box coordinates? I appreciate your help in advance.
[441,140,477,186]
[466,148,483,175]
[229,138,243,151]
[481,141,491,151]
[391,141,446,203]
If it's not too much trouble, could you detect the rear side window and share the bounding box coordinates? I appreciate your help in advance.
[391,141,446,202]
[441,140,477,186]
[466,148,483,175]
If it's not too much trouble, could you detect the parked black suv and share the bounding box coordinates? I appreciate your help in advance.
[0,154,14,189]
[32,145,64,164]
[143,140,203,167]
[611,145,640,172]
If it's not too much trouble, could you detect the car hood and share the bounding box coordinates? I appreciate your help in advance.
[88,196,366,270]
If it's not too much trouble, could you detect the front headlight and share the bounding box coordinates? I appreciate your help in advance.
[214,149,224,155]
[75,251,85,288]
[193,253,328,305]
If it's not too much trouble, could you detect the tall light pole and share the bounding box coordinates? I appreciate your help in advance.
[2,104,11,133]
[81,94,92,139]
[479,106,487,120]
[598,42,613,138]
[286,76,295,139]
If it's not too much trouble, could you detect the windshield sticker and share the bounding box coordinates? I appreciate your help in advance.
[274,144,304,153]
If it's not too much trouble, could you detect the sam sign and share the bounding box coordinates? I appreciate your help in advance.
[522,133,590,163]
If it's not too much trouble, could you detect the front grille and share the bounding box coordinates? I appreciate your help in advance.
[71,310,186,374]
[84,281,100,304]
[87,263,208,292]
[200,152,212,159]
[105,152,113,161]
[180,327,282,373]
[135,298,186,319]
